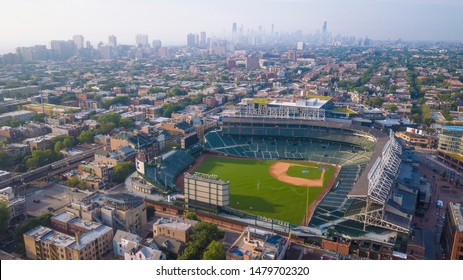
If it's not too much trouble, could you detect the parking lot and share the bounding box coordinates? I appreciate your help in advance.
[26,183,87,217]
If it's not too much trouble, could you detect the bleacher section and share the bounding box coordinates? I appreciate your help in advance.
[309,164,366,228]
[146,150,194,190]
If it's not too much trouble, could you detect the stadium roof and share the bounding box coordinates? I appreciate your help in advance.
[269,98,329,109]
[348,132,390,198]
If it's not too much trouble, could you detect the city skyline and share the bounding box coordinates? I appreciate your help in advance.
[1,0,463,54]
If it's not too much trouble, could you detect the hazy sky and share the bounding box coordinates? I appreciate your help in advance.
[1,0,462,54]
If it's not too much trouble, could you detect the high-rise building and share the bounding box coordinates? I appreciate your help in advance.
[73,35,84,49]
[322,21,328,44]
[297,42,304,51]
[287,49,297,61]
[200,32,207,48]
[232,22,237,34]
[187,33,196,47]
[135,34,149,47]
[108,35,117,47]
[152,39,162,49]
[245,55,260,70]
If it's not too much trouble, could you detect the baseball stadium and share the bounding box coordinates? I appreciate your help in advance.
[137,100,420,259]
[198,116,415,234]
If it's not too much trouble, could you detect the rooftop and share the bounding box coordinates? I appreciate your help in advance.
[52,211,78,224]
[449,202,463,232]
[114,230,142,244]
[269,98,329,109]
[68,225,113,250]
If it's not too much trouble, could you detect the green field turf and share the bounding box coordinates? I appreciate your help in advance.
[193,156,337,225]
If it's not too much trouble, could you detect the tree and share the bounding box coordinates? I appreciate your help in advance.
[54,141,64,154]
[97,112,121,126]
[178,222,224,260]
[120,118,135,129]
[386,104,398,112]
[63,137,75,148]
[112,162,135,183]
[32,113,46,123]
[99,122,116,134]
[77,130,95,144]
[64,177,86,189]
[0,151,12,170]
[14,214,52,243]
[185,212,200,221]
[0,202,9,234]
[25,149,61,170]
[202,240,225,260]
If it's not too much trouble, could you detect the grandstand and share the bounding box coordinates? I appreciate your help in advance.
[204,117,416,236]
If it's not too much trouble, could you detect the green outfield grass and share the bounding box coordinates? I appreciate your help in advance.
[193,156,337,225]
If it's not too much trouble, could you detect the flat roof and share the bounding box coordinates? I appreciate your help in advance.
[68,225,112,250]
[52,211,78,223]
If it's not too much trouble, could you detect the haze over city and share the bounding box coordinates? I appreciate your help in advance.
[1,0,463,54]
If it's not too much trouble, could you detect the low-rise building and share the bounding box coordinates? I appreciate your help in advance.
[23,134,55,150]
[153,218,194,243]
[0,143,30,157]
[23,224,113,260]
[226,227,289,260]
[0,186,26,225]
[124,240,166,260]
[101,194,147,233]
[395,131,436,149]
[0,110,35,123]
[79,162,113,181]
[113,230,143,258]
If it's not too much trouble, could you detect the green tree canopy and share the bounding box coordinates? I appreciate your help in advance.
[77,130,95,144]
[97,112,121,126]
[25,149,62,170]
[14,214,52,243]
[120,118,135,129]
[32,113,46,123]
[54,141,64,154]
[0,151,13,170]
[178,222,224,260]
[64,177,86,189]
[202,240,225,260]
[112,161,135,183]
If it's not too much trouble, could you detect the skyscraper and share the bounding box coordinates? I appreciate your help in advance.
[187,33,196,47]
[232,22,237,34]
[135,34,149,47]
[73,35,84,50]
[152,40,162,49]
[108,35,117,47]
[322,21,328,44]
[200,32,207,48]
